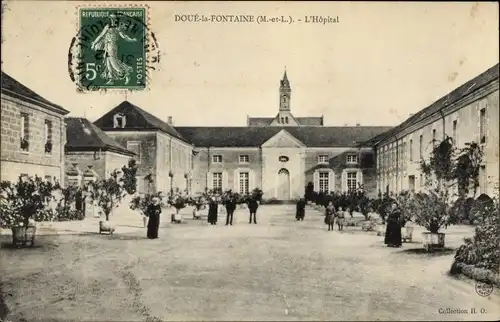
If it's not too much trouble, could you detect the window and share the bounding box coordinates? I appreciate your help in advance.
[285,116,289,124]
[239,172,249,195]
[127,142,141,164]
[212,155,222,163]
[346,154,358,164]
[113,113,126,128]
[20,113,29,151]
[212,172,222,191]
[45,120,53,154]
[347,172,357,192]
[409,139,413,161]
[452,120,458,146]
[432,129,437,146]
[480,108,486,143]
[319,171,329,193]
[419,135,423,159]
[318,155,329,164]
[239,155,249,163]
[408,175,415,191]
[44,120,53,142]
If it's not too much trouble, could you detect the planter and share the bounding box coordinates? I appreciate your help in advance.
[142,216,148,228]
[12,225,36,247]
[377,224,386,236]
[171,213,183,224]
[401,227,414,243]
[361,221,376,231]
[422,232,445,251]
[99,220,115,234]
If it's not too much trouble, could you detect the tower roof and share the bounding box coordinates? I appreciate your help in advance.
[280,69,290,88]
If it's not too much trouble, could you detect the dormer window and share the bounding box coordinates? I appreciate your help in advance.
[113,113,126,128]
[346,154,358,164]
[212,155,222,163]
[318,155,329,164]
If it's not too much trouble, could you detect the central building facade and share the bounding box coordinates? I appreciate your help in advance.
[94,71,391,200]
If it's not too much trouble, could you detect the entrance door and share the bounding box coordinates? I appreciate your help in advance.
[277,168,290,200]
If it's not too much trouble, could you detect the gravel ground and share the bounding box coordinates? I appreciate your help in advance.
[1,205,499,321]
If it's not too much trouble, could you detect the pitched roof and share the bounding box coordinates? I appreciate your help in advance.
[1,72,69,115]
[248,116,324,126]
[65,117,135,156]
[248,117,273,126]
[174,126,392,147]
[374,63,499,145]
[93,101,189,143]
[295,117,324,126]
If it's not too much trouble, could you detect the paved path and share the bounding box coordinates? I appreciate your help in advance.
[1,205,499,321]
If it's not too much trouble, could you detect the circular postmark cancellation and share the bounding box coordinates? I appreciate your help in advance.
[475,281,493,297]
[68,7,160,92]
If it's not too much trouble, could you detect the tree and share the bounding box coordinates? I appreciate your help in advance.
[412,190,450,234]
[88,170,126,221]
[121,159,138,195]
[305,182,314,202]
[168,188,188,214]
[454,142,483,198]
[0,175,58,228]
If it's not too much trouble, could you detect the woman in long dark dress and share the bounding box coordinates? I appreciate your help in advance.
[147,197,162,239]
[208,197,218,225]
[296,198,306,221]
[384,202,402,247]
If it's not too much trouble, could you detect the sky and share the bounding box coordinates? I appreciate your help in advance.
[1,1,499,127]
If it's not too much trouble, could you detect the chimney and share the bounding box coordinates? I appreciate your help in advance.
[167,116,173,125]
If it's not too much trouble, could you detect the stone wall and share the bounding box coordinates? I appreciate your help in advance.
[1,94,66,184]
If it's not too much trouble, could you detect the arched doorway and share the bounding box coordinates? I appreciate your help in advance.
[277,168,290,200]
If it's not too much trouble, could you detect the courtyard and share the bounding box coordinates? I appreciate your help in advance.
[1,205,499,321]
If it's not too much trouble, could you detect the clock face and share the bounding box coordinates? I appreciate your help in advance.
[281,95,288,104]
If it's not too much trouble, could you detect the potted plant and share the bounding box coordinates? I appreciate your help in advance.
[168,188,188,223]
[44,140,53,153]
[412,191,450,251]
[188,194,206,219]
[0,175,58,246]
[130,191,164,227]
[88,170,126,234]
[395,191,416,243]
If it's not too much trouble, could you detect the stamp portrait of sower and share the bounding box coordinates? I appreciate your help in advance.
[90,12,137,85]
[75,7,149,90]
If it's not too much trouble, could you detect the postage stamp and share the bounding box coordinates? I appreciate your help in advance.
[68,6,160,92]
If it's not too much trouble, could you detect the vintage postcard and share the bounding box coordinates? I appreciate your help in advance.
[1,1,499,321]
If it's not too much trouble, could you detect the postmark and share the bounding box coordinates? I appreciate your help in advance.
[68,5,160,92]
[475,281,493,297]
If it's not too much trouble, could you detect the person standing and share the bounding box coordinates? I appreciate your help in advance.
[336,206,345,231]
[225,195,237,226]
[325,201,336,231]
[248,198,259,224]
[146,197,162,239]
[384,202,402,247]
[296,198,306,221]
[208,197,218,225]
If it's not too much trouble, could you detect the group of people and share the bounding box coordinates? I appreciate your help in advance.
[295,199,404,247]
[146,196,405,248]
[207,197,260,225]
[295,199,347,231]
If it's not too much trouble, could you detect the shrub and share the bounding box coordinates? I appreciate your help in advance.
[0,175,58,228]
[54,186,85,221]
[87,170,126,221]
[411,190,451,233]
[130,191,165,216]
[167,188,188,214]
[452,200,500,274]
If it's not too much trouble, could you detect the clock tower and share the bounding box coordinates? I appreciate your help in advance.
[279,69,291,111]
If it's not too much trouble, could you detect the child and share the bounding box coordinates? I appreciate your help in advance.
[337,207,345,231]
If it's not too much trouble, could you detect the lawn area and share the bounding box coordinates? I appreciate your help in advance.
[1,205,499,321]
